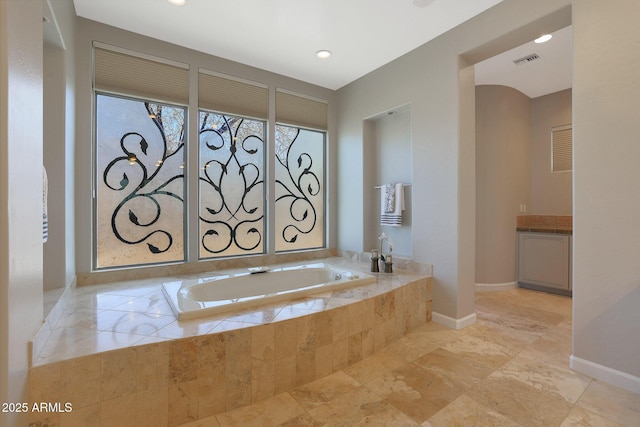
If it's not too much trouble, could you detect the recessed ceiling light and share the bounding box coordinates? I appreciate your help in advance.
[316,50,332,59]
[413,0,435,8]
[168,0,186,5]
[534,34,552,43]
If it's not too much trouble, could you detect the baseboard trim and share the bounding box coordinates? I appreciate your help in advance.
[570,355,640,395]
[432,311,477,330]
[475,281,517,291]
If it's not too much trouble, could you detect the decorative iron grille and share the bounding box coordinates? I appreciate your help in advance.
[199,111,266,258]
[275,125,325,251]
[96,94,185,268]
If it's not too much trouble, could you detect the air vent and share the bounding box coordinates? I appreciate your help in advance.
[513,53,540,65]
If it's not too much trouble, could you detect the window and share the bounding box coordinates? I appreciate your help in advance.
[198,71,268,259]
[95,94,186,268]
[93,44,189,269]
[93,47,328,269]
[275,125,325,251]
[552,124,572,172]
[199,111,266,258]
[275,89,327,252]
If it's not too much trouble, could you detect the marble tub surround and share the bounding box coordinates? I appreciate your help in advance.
[33,250,342,362]
[337,249,433,276]
[44,286,66,318]
[517,214,573,234]
[32,257,429,366]
[29,257,432,426]
[174,288,640,427]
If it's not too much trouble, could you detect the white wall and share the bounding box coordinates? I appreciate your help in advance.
[0,1,44,426]
[572,0,640,391]
[475,85,531,285]
[337,0,572,321]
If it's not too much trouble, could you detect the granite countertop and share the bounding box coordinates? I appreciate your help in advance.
[516,215,572,235]
[516,225,572,234]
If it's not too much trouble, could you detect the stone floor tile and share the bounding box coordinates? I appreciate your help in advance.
[466,376,573,426]
[343,349,406,383]
[215,392,306,427]
[422,394,522,427]
[290,371,362,411]
[493,353,591,403]
[307,386,419,427]
[576,380,640,427]
[440,333,516,371]
[560,406,626,427]
[412,347,495,390]
[364,362,464,423]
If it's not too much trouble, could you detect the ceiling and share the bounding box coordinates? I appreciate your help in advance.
[474,25,572,98]
[70,0,571,96]
[72,0,504,90]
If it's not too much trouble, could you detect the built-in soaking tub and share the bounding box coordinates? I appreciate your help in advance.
[162,262,376,320]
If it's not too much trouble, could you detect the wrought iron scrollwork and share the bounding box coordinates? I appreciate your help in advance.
[275,126,322,246]
[199,112,265,256]
[101,98,185,257]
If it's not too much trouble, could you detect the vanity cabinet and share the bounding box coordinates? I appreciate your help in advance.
[517,231,572,294]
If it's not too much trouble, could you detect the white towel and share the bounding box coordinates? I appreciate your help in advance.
[380,183,404,226]
[383,184,395,213]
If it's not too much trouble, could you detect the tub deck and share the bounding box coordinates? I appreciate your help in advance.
[30,256,432,426]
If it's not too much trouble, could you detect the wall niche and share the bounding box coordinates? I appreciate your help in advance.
[363,104,413,259]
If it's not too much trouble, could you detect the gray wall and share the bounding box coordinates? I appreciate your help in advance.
[0,1,44,425]
[44,43,67,290]
[43,0,76,291]
[475,85,531,285]
[338,0,640,392]
[337,0,572,321]
[530,88,572,215]
[475,86,572,285]
[365,107,413,258]
[573,0,640,387]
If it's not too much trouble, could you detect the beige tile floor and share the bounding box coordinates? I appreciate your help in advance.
[177,288,640,427]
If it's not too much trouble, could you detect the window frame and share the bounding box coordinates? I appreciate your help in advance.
[551,124,573,173]
[273,122,327,253]
[197,108,268,260]
[92,91,189,270]
[91,47,329,271]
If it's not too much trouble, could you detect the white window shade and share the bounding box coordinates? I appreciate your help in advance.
[93,45,189,105]
[199,70,268,119]
[552,125,572,172]
[276,89,328,130]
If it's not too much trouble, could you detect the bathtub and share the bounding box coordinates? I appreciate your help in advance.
[162,262,376,320]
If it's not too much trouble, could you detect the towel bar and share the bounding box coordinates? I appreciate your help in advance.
[374,183,411,189]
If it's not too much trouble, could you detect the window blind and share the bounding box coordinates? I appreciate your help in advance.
[199,70,268,119]
[276,89,328,130]
[552,125,572,172]
[93,44,189,105]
